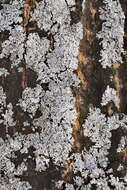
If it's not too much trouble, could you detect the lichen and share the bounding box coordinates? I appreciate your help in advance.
[70,108,127,189]
[0,0,23,32]
[18,84,43,116]
[0,68,9,77]
[0,25,26,67]
[101,85,120,109]
[1,0,127,189]
[97,0,125,68]
[0,86,6,113]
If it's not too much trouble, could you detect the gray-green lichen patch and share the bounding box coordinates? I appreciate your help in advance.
[0,68,9,77]
[31,0,71,31]
[0,0,83,188]
[25,33,50,83]
[0,0,23,32]
[117,136,127,153]
[55,108,127,189]
[0,136,32,190]
[2,103,16,128]
[101,85,120,109]
[0,86,6,113]
[97,0,125,68]
[0,26,26,68]
[18,85,43,116]
[0,0,127,189]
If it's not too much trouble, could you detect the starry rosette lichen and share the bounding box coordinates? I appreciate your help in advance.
[0,26,26,67]
[0,86,6,113]
[0,68,9,77]
[2,103,16,128]
[97,0,125,68]
[31,0,71,31]
[101,85,120,109]
[69,108,127,188]
[0,0,23,32]
[25,33,50,83]
[18,85,43,116]
[0,0,84,187]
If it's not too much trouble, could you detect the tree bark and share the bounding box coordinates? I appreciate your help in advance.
[0,0,127,189]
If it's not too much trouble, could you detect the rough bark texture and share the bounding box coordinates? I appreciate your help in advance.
[0,0,127,189]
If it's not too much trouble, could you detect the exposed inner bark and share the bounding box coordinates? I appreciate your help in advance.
[73,0,104,153]
[119,0,127,114]
[73,0,127,184]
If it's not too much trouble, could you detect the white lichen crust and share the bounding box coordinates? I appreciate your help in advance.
[0,26,26,67]
[0,0,23,32]
[0,0,127,189]
[0,0,82,188]
[18,85,43,116]
[71,108,127,189]
[0,86,6,113]
[97,0,125,68]
[101,85,120,109]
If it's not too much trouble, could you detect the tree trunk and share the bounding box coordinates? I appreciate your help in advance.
[0,0,127,189]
